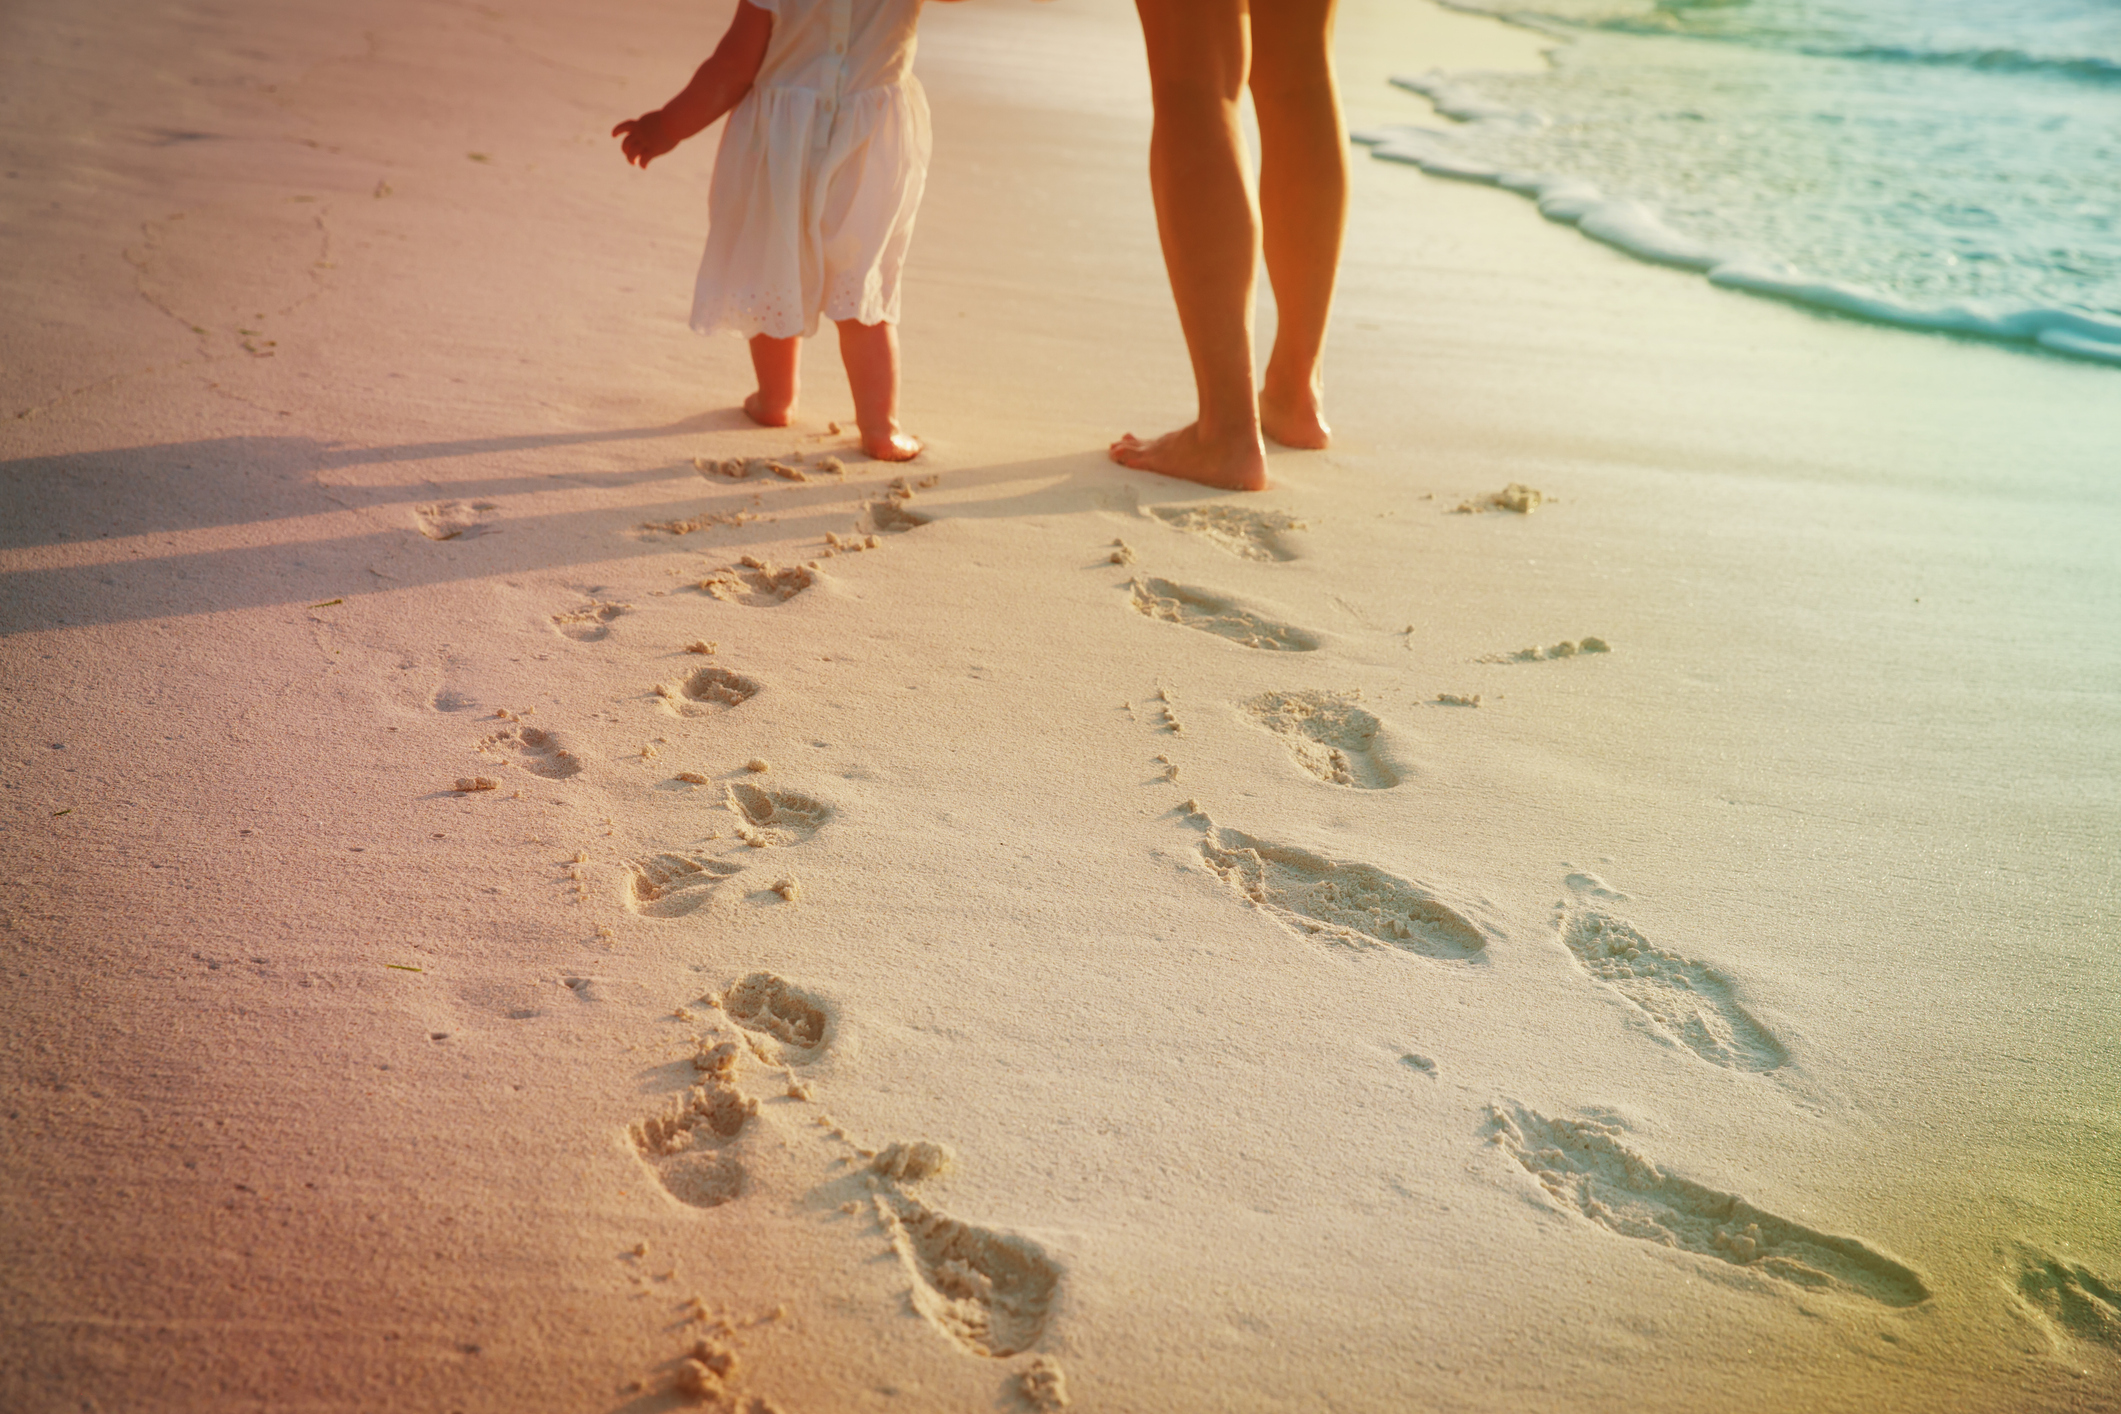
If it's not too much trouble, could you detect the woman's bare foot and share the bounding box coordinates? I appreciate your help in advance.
[1109,422,1269,491]
[743,390,793,427]
[862,426,922,461]
[1259,386,1330,449]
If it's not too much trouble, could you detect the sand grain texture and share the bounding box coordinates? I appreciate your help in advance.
[2,0,2117,1410]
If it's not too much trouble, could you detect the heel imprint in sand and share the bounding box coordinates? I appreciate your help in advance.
[874,1189,1060,1358]
[412,499,499,541]
[865,499,930,534]
[698,557,815,606]
[1480,636,1610,664]
[722,972,830,1064]
[1489,1105,1928,1307]
[630,1044,758,1210]
[724,782,830,847]
[1190,809,1484,959]
[1244,689,1401,789]
[1557,878,1785,1072]
[2011,1245,2121,1351]
[1453,483,1545,515]
[480,724,582,779]
[1148,503,1306,561]
[625,853,745,918]
[657,665,760,715]
[551,599,632,641]
[694,453,829,481]
[639,506,757,536]
[1128,577,1319,652]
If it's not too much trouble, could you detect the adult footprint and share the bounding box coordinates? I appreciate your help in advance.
[1149,503,1305,561]
[552,600,631,641]
[625,852,745,918]
[1128,577,1318,652]
[630,1041,758,1210]
[722,972,829,1063]
[875,1190,1060,1358]
[482,723,583,779]
[1191,810,1484,959]
[659,665,760,715]
[725,782,830,846]
[1246,690,1400,789]
[1556,878,1785,1072]
[1490,1105,1928,1307]
[2013,1245,2121,1349]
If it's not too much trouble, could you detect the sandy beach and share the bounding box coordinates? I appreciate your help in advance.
[4,0,2118,1410]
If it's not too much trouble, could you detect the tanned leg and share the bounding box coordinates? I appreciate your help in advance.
[1250,0,1347,450]
[744,333,799,426]
[836,318,921,462]
[1109,0,1269,491]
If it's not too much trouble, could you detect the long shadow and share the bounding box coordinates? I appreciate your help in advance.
[0,435,1206,635]
[0,412,748,551]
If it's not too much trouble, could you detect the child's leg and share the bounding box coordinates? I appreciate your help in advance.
[744,333,799,427]
[834,318,921,462]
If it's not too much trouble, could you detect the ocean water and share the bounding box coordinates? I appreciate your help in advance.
[1355,0,2121,363]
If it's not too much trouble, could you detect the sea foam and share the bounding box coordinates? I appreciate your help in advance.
[1358,67,2121,368]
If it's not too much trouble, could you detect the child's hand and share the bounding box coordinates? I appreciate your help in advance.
[612,111,679,169]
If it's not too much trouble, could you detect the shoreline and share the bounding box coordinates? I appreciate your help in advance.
[1343,11,2121,369]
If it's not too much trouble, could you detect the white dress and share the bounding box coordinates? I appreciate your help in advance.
[691,0,932,339]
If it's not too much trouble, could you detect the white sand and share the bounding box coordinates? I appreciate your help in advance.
[4,0,2119,1410]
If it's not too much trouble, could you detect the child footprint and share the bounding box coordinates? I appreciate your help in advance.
[629,1039,758,1210]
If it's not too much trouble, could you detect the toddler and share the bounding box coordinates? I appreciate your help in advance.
[615,0,960,461]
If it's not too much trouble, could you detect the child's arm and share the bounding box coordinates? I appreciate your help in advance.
[612,2,773,169]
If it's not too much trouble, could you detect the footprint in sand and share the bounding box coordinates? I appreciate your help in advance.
[1189,808,1484,959]
[1245,690,1400,789]
[1556,877,1786,1072]
[870,1167,1061,1359]
[1128,577,1318,652]
[1489,1104,1929,1307]
[865,499,931,534]
[658,664,760,716]
[699,557,815,607]
[552,599,632,641]
[1149,503,1306,561]
[413,500,499,541]
[725,781,830,847]
[2012,1246,2121,1350]
[703,983,1068,1384]
[481,723,583,779]
[723,971,830,1064]
[1479,637,1610,664]
[625,852,745,918]
[630,1040,759,1210]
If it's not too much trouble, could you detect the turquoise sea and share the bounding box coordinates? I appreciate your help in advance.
[1356,0,2121,363]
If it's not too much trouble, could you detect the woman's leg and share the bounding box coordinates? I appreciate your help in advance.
[1249,0,1347,450]
[835,318,921,462]
[1109,0,1268,491]
[745,333,800,427]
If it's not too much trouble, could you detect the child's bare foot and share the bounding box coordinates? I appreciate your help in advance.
[1259,386,1330,450]
[743,391,794,428]
[1109,423,1268,491]
[861,427,922,461]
